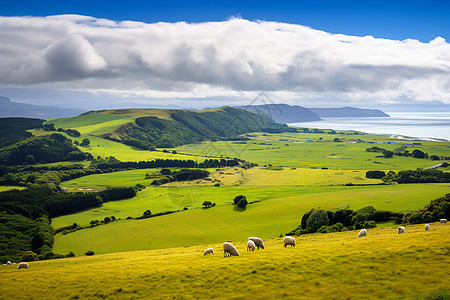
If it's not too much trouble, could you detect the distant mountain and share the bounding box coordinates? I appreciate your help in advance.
[0,96,85,119]
[308,107,389,118]
[235,103,321,123]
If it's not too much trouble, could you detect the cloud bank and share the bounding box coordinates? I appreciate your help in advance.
[1,15,449,107]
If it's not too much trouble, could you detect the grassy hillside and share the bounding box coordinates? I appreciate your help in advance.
[52,184,449,255]
[49,106,283,149]
[2,223,449,299]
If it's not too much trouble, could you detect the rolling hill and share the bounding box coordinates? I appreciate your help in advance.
[235,103,321,123]
[309,106,390,117]
[51,106,287,148]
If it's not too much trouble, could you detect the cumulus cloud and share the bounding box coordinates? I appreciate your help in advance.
[0,15,449,106]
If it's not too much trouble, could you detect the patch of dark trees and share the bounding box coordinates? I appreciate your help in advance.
[0,133,87,166]
[287,193,449,236]
[151,169,210,185]
[366,168,450,183]
[0,118,44,148]
[93,158,240,170]
[366,146,439,160]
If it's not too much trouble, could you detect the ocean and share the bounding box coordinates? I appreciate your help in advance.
[288,112,450,141]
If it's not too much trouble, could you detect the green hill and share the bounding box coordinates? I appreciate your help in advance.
[51,107,286,148]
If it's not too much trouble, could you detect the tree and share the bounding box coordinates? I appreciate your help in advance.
[383,150,393,158]
[143,209,152,217]
[202,201,213,208]
[81,138,90,146]
[24,154,35,165]
[20,251,38,262]
[160,169,171,175]
[412,149,425,158]
[31,233,45,253]
[430,155,440,161]
[234,195,246,205]
[306,209,329,232]
[237,198,248,208]
[333,138,341,142]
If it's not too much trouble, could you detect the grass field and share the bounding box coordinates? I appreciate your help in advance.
[0,186,25,192]
[52,183,449,255]
[3,223,449,300]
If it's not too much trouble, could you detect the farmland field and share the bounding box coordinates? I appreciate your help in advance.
[3,223,449,300]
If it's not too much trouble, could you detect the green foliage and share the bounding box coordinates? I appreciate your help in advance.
[202,201,213,208]
[363,221,377,229]
[0,118,44,148]
[401,194,449,224]
[65,129,81,137]
[383,150,393,158]
[81,138,90,146]
[85,250,94,256]
[412,149,425,158]
[430,155,440,161]
[306,209,329,233]
[20,251,39,262]
[366,171,386,179]
[237,198,248,208]
[160,168,171,175]
[382,169,450,184]
[0,133,85,166]
[234,195,246,205]
[143,210,152,217]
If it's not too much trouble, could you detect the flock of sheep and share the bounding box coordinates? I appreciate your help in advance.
[205,219,448,257]
[4,219,448,269]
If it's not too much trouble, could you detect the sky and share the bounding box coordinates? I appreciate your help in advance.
[1,0,450,110]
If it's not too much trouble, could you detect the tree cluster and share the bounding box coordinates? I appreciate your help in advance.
[382,169,450,183]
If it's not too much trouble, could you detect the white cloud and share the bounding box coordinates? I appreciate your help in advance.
[0,15,449,107]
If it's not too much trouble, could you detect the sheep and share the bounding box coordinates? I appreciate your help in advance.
[425,224,430,231]
[358,229,367,237]
[248,237,265,250]
[6,261,11,265]
[440,219,447,223]
[223,242,239,257]
[247,240,256,251]
[283,236,296,247]
[398,226,405,234]
[17,262,29,269]
[203,248,214,256]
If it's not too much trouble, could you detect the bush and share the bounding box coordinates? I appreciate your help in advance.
[234,195,246,205]
[20,251,38,262]
[430,155,440,161]
[366,170,386,179]
[306,209,329,233]
[143,209,152,217]
[85,250,95,256]
[202,201,213,208]
[237,198,248,208]
[160,169,171,175]
[363,221,377,229]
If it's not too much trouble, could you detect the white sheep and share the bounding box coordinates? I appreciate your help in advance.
[398,226,405,234]
[6,261,11,265]
[203,248,214,256]
[247,240,256,251]
[440,219,447,223]
[283,236,296,247]
[248,237,265,250]
[223,242,239,257]
[17,262,29,269]
[358,229,367,237]
[425,224,430,231]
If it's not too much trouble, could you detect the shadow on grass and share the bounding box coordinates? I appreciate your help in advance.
[233,206,247,212]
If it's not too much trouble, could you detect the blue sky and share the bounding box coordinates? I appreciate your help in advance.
[3,0,449,42]
[1,1,450,110]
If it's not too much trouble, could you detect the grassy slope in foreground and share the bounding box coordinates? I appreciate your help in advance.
[2,223,449,299]
[52,183,449,255]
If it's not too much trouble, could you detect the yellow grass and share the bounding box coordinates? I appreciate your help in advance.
[1,223,449,299]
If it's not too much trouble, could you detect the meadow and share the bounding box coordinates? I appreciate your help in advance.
[52,183,449,255]
[2,222,449,299]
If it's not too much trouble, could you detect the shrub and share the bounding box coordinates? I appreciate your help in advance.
[234,195,246,205]
[20,251,38,262]
[85,250,95,256]
[237,198,248,208]
[430,155,440,161]
[366,170,386,179]
[363,221,377,229]
[143,210,152,217]
[202,201,213,208]
[160,169,171,175]
[306,209,329,233]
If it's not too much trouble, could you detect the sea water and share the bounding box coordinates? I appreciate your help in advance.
[288,112,450,141]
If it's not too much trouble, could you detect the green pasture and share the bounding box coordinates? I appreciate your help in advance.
[0,186,25,192]
[4,223,449,300]
[53,183,449,254]
[175,133,450,170]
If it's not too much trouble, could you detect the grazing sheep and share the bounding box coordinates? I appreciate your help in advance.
[17,262,29,269]
[203,248,214,256]
[223,242,239,257]
[6,261,11,265]
[247,240,256,251]
[283,236,296,247]
[425,224,430,231]
[358,229,367,237]
[398,226,405,234]
[248,237,265,250]
[440,219,447,223]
